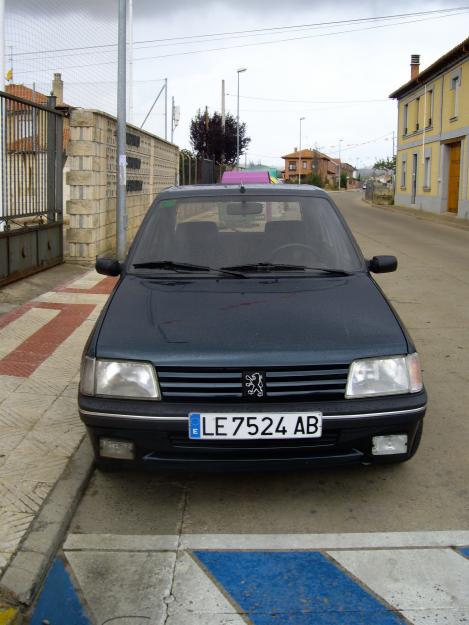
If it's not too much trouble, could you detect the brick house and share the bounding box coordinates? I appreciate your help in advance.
[282,148,338,185]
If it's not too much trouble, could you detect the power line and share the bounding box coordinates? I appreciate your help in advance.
[13,10,469,76]
[12,6,468,57]
[228,95,390,104]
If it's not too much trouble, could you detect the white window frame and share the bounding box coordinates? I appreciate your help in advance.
[403,103,409,135]
[424,156,431,190]
[450,70,461,119]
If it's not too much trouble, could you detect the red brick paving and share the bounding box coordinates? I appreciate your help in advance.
[0,303,95,377]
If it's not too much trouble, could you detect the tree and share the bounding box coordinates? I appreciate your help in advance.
[340,172,348,189]
[373,155,396,173]
[305,172,324,188]
[190,109,250,165]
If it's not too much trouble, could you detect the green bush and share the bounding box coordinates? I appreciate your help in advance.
[305,173,324,188]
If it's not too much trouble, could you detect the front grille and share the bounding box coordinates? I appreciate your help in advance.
[169,432,339,449]
[157,364,348,401]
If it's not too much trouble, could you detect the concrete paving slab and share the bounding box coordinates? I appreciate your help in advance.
[167,551,246,624]
[64,533,178,552]
[66,550,175,625]
[329,548,469,624]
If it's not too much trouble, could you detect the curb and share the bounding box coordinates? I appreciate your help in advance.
[0,436,94,608]
[363,198,469,232]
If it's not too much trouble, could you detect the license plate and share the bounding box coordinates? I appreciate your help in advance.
[188,412,322,440]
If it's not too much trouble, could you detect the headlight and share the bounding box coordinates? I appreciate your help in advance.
[346,353,423,398]
[80,357,160,399]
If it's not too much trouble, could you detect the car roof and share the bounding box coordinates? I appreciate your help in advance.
[158,183,329,199]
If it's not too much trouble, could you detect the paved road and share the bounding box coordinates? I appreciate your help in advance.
[28,192,469,625]
[70,191,469,536]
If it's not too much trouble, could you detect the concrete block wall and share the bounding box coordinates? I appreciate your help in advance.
[65,109,178,262]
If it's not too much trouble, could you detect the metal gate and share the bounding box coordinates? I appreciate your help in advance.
[0,90,64,287]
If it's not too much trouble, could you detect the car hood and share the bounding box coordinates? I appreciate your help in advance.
[95,274,408,367]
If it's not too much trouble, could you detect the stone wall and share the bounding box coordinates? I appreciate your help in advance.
[65,109,178,262]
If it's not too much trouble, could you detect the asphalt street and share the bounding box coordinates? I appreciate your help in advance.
[68,191,469,536]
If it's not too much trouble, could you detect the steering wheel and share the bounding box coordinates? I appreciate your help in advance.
[268,243,316,263]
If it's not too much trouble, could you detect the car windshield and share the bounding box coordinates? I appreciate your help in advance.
[130,194,363,274]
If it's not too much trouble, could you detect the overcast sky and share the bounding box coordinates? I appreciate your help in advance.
[5,0,469,168]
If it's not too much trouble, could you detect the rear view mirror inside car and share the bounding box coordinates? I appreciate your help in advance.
[227,202,264,215]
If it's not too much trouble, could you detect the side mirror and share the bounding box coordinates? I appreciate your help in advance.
[368,255,397,274]
[96,257,122,276]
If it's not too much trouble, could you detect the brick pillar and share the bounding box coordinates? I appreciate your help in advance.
[65,110,108,262]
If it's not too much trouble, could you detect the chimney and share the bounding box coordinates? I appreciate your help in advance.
[410,54,420,80]
[52,72,64,105]
[294,147,298,152]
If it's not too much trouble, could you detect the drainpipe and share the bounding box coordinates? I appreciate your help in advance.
[0,0,4,231]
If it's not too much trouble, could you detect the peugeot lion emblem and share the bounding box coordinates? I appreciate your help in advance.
[243,372,265,398]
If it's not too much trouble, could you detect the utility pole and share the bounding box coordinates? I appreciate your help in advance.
[171,96,175,143]
[236,68,246,169]
[298,117,305,184]
[338,139,343,190]
[0,0,5,231]
[116,0,127,260]
[164,78,168,140]
[127,0,133,123]
[221,79,225,167]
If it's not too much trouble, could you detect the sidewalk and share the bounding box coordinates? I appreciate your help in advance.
[0,270,116,578]
[363,196,469,232]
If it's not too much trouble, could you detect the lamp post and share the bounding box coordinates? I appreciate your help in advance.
[298,116,305,184]
[338,138,343,190]
[236,67,247,170]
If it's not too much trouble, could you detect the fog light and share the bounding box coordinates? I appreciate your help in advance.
[372,434,408,455]
[99,438,135,460]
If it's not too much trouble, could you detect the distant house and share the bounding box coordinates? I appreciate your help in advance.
[332,160,359,188]
[281,148,338,185]
[389,37,469,217]
[5,75,71,216]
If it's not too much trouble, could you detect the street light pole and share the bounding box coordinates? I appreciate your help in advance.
[338,138,343,190]
[298,117,305,184]
[116,0,127,260]
[236,68,247,170]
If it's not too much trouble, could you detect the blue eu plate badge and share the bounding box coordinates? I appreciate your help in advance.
[189,413,201,439]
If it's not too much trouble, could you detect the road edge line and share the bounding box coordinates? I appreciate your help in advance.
[0,436,94,608]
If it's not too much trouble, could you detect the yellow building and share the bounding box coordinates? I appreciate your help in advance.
[390,37,469,217]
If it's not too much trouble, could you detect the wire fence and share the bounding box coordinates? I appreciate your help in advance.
[5,0,168,138]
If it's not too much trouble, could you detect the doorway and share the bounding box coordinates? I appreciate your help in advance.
[411,153,417,204]
[447,142,461,214]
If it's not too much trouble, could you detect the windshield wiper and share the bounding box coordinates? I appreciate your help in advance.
[132,260,246,278]
[221,262,351,275]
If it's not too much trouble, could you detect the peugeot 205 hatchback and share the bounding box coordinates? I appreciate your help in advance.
[79,184,426,470]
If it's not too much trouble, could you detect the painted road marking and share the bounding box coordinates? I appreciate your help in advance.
[195,550,407,624]
[29,558,91,625]
[63,530,469,551]
[32,536,469,625]
[459,547,469,559]
[330,548,469,625]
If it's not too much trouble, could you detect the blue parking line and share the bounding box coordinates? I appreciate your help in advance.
[458,547,469,559]
[29,558,91,625]
[194,551,407,625]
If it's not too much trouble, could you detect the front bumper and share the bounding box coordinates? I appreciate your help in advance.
[78,391,427,470]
